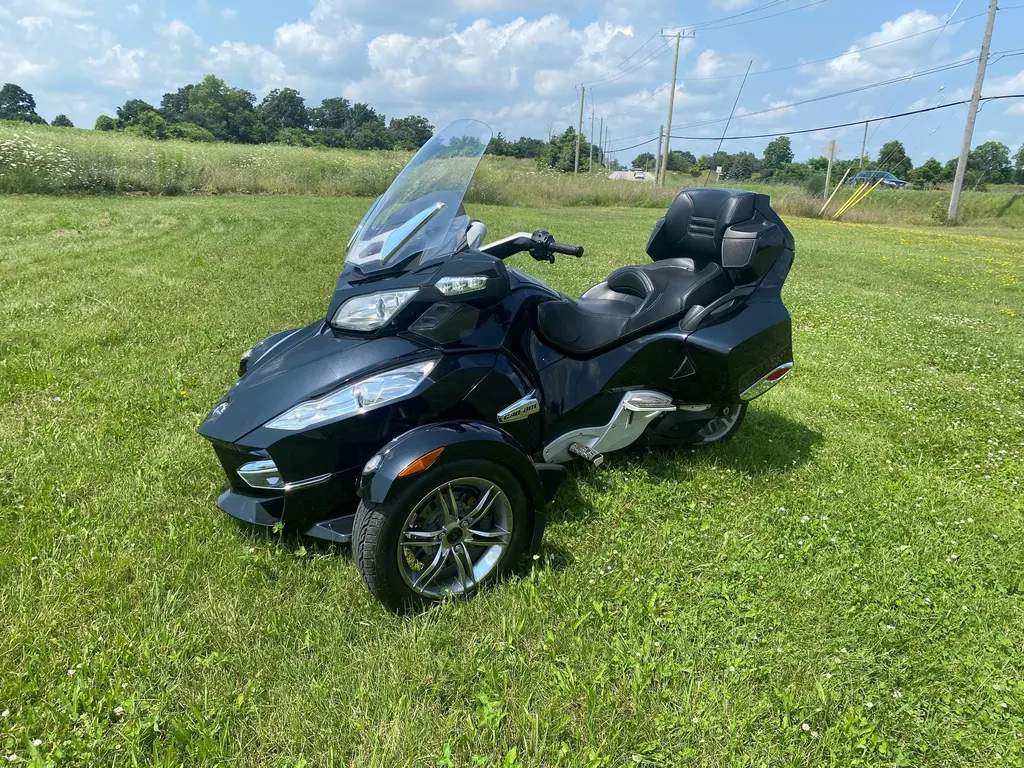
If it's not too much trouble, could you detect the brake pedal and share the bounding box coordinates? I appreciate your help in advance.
[568,442,604,466]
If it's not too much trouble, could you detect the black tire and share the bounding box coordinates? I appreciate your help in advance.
[353,459,532,614]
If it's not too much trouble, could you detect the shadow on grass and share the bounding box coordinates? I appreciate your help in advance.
[546,409,821,527]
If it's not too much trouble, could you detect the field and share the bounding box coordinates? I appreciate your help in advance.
[1,194,1024,767]
[3,121,1024,228]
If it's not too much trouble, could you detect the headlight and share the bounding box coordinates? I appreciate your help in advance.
[435,275,487,296]
[265,359,437,431]
[332,289,418,331]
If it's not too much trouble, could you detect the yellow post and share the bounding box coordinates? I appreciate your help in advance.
[833,182,867,219]
[839,177,885,217]
[819,168,851,217]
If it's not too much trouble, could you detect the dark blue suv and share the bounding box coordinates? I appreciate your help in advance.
[848,170,909,188]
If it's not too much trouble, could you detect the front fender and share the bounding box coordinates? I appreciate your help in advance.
[357,421,564,554]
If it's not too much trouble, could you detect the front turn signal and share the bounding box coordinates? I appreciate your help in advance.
[398,447,444,477]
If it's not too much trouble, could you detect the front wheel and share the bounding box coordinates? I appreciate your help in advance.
[353,459,531,613]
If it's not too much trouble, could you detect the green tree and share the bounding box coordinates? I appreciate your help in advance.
[912,157,943,185]
[184,75,258,143]
[1015,143,1024,184]
[276,127,313,146]
[726,151,759,180]
[967,141,1011,184]
[116,99,157,128]
[168,122,216,142]
[511,137,546,159]
[537,127,592,173]
[310,97,351,130]
[159,85,194,122]
[349,120,392,150]
[940,158,958,183]
[762,135,793,170]
[666,150,696,172]
[94,115,117,131]
[632,152,655,170]
[876,140,912,173]
[257,87,309,137]
[51,114,74,128]
[0,83,45,123]
[388,115,433,150]
[487,132,513,156]
[123,110,168,140]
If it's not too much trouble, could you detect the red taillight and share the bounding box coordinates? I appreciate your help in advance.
[740,362,793,401]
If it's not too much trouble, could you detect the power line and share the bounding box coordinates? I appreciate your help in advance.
[669,55,982,132]
[589,43,671,86]
[665,0,832,33]
[667,0,797,31]
[606,93,1024,153]
[583,31,663,86]
[673,12,988,83]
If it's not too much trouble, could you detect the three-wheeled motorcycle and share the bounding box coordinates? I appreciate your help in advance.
[198,119,796,612]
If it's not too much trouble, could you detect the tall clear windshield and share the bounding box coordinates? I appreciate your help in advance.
[344,119,492,273]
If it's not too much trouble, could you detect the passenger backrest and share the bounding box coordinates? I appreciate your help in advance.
[646,187,794,283]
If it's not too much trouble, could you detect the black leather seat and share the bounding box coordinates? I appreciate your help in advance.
[536,257,730,357]
[535,187,764,357]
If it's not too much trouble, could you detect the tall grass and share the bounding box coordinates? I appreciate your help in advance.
[3,120,1023,227]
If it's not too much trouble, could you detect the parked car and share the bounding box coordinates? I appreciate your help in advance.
[633,170,646,180]
[847,170,909,189]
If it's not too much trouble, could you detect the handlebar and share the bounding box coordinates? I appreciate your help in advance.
[549,242,584,258]
[478,230,585,262]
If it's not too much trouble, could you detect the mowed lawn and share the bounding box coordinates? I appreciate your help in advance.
[1,195,1023,767]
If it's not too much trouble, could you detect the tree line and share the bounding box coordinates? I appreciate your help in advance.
[4,79,1023,184]
[633,136,1024,188]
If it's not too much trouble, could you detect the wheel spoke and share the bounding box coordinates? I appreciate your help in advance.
[459,485,500,528]
[435,484,458,526]
[413,546,450,590]
[465,527,511,548]
[402,529,444,547]
[451,543,476,591]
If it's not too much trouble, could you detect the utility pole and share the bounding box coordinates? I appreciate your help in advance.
[859,121,868,168]
[658,29,694,186]
[574,85,585,175]
[654,124,664,180]
[589,108,595,172]
[948,0,998,224]
[598,116,604,166]
[823,140,838,200]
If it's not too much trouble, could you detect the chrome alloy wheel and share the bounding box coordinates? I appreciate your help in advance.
[397,477,513,598]
[695,404,744,443]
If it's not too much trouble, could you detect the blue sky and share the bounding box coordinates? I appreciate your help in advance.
[1,0,1022,166]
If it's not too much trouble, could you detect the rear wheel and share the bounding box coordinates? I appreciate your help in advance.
[353,460,530,613]
[690,403,747,445]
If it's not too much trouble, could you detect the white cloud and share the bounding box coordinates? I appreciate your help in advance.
[274,19,362,65]
[221,8,238,20]
[16,16,52,33]
[87,45,146,87]
[798,10,958,93]
[126,4,140,15]
[33,0,92,18]
[160,20,203,51]
[0,51,48,79]
[204,41,296,89]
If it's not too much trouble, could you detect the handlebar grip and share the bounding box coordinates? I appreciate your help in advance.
[550,242,584,257]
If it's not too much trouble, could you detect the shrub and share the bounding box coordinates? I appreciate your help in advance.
[168,122,216,142]
[804,173,826,196]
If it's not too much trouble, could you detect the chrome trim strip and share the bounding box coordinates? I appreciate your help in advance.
[381,202,446,263]
[284,473,332,492]
[497,392,540,423]
[479,232,533,254]
[740,362,793,401]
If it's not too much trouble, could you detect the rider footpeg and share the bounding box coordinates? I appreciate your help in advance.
[568,442,604,466]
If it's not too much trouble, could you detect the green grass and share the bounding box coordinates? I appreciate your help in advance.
[1,195,1023,767]
[4,120,1024,228]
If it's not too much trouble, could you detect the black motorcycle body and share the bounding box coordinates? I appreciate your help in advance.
[198,120,795,611]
